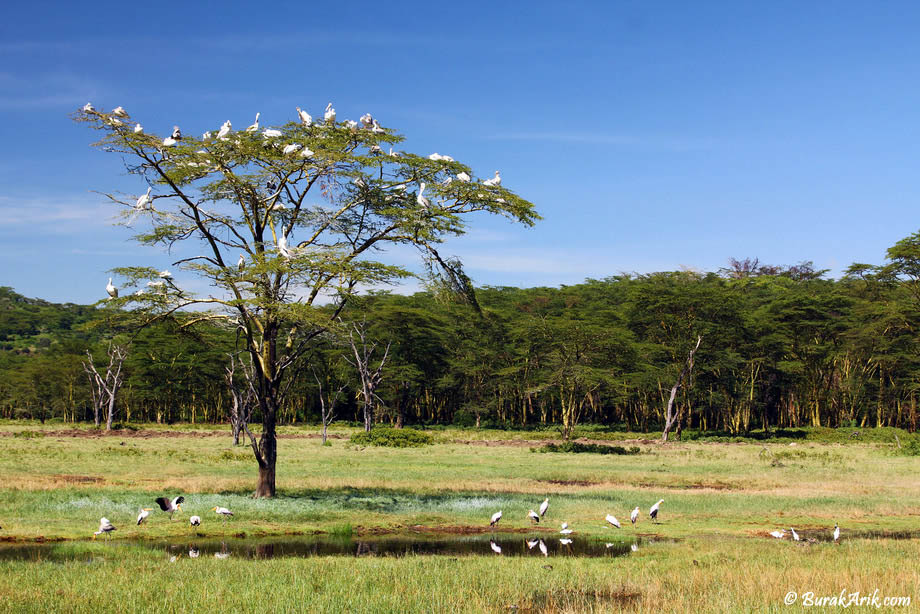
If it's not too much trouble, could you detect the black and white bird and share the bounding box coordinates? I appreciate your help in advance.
[833,523,840,543]
[189,547,200,558]
[105,278,118,299]
[490,510,502,528]
[649,499,664,522]
[526,538,539,550]
[213,506,233,521]
[171,126,182,140]
[416,183,430,210]
[94,517,116,540]
[539,498,549,518]
[189,516,201,527]
[237,253,245,274]
[136,508,153,526]
[155,496,185,519]
[631,507,640,525]
[527,509,540,524]
[605,514,621,529]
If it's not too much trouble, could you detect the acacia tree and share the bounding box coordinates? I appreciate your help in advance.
[76,103,538,496]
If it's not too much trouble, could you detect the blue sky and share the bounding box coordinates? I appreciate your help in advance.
[3,1,920,303]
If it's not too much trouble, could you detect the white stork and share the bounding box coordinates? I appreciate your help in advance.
[791,527,800,541]
[833,523,840,543]
[112,106,127,117]
[213,506,233,521]
[105,278,118,299]
[246,112,260,132]
[631,507,639,525]
[136,508,153,526]
[324,102,336,124]
[483,171,501,187]
[189,516,201,527]
[155,496,184,519]
[93,517,116,540]
[649,499,664,522]
[296,107,312,126]
[489,510,502,528]
[527,510,540,524]
[539,498,549,518]
[605,514,621,529]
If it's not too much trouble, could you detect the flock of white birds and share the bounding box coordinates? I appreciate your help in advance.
[90,101,506,302]
[92,495,232,540]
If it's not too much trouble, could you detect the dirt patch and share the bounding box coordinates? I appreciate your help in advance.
[525,587,642,613]
[0,429,345,440]
[50,474,104,485]
[456,437,654,448]
[634,480,739,491]
[541,478,600,487]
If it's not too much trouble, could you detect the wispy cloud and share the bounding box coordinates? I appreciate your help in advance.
[0,71,102,110]
[0,194,112,230]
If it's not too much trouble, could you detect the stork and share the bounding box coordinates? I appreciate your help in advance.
[490,510,502,528]
[631,507,640,525]
[155,495,184,520]
[649,499,664,522]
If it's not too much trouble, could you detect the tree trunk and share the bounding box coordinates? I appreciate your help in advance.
[662,336,702,442]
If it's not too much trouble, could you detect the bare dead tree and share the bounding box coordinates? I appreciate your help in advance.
[225,353,256,446]
[82,344,128,431]
[312,368,346,444]
[662,336,702,442]
[344,320,391,432]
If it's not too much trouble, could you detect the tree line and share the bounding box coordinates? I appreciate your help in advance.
[5,241,920,435]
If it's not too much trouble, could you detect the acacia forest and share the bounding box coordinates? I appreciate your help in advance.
[5,240,920,436]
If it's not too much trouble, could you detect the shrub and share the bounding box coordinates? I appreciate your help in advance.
[349,427,434,448]
[13,430,45,439]
[535,442,641,455]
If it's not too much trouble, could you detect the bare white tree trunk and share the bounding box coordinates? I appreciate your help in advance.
[344,320,391,432]
[313,369,345,444]
[82,345,128,431]
[662,336,702,442]
[225,354,256,446]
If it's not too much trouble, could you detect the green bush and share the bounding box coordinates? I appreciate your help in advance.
[13,430,45,439]
[349,427,434,448]
[534,442,641,455]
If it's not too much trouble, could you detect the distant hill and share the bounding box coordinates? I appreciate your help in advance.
[0,286,98,353]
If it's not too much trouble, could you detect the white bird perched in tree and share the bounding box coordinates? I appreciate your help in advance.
[237,253,245,274]
[108,117,123,126]
[483,171,501,187]
[631,507,640,525]
[133,124,143,134]
[299,146,315,158]
[94,517,116,540]
[344,120,358,130]
[560,538,573,546]
[360,113,374,128]
[217,120,232,140]
[158,270,172,279]
[202,131,212,140]
[324,102,336,124]
[147,280,165,290]
[416,183,430,210]
[155,496,185,520]
[538,539,548,557]
[833,523,840,543]
[171,126,182,140]
[277,236,293,259]
[105,278,118,299]
[112,106,127,117]
[213,506,233,521]
[371,119,383,133]
[136,508,153,526]
[189,516,201,527]
[296,107,312,126]
[457,172,471,182]
[490,510,502,528]
[605,515,621,529]
[246,112,260,132]
[282,143,301,155]
[791,527,800,541]
[539,498,549,518]
[262,129,282,138]
[162,137,177,147]
[388,147,398,158]
[489,540,502,554]
[135,187,152,211]
[769,529,786,539]
[649,499,664,522]
[527,510,540,524]
[83,102,94,112]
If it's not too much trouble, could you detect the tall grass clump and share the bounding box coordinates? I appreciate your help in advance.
[349,427,434,448]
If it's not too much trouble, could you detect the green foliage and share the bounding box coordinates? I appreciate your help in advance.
[349,427,434,448]
[535,442,641,455]
[12,430,45,439]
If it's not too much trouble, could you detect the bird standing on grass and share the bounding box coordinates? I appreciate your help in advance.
[834,523,840,543]
[136,508,153,526]
[213,506,233,521]
[156,496,185,520]
[94,517,116,540]
[769,529,786,539]
[189,516,201,527]
[649,499,664,522]
[791,528,800,542]
[490,510,502,528]
[605,514,621,529]
[631,507,639,525]
[527,510,540,524]
[560,522,573,535]
[539,498,549,518]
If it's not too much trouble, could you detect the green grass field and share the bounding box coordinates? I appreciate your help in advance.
[1,422,918,612]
